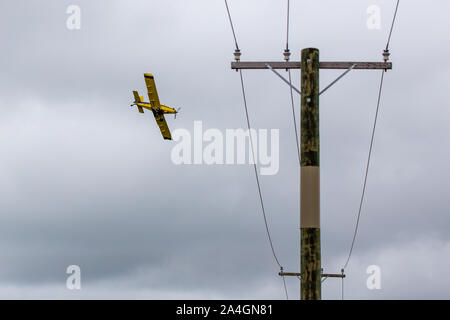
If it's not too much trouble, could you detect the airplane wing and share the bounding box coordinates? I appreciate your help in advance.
[144,74,161,108]
[153,112,172,140]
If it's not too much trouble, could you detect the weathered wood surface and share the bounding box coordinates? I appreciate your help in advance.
[300,48,322,301]
[301,228,321,300]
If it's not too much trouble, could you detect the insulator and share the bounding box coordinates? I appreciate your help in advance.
[383,49,390,62]
[234,49,241,62]
[283,49,291,62]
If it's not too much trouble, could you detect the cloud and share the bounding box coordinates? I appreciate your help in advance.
[0,0,449,299]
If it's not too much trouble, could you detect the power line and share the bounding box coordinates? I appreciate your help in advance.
[288,70,301,165]
[285,0,290,51]
[225,0,288,299]
[342,0,400,271]
[283,4,301,290]
[238,70,283,270]
[282,0,301,296]
[238,69,288,299]
[283,0,301,295]
[386,0,400,51]
[343,70,385,270]
[283,0,301,165]
[282,275,289,299]
[224,0,239,51]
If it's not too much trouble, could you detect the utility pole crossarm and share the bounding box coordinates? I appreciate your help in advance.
[231,61,392,70]
[279,271,346,279]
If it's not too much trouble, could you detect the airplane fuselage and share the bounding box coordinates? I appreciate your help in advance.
[133,101,177,114]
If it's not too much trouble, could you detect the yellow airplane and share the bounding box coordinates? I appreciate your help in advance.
[131,73,179,140]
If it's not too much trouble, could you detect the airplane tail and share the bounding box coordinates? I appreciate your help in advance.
[132,91,144,113]
[132,91,142,102]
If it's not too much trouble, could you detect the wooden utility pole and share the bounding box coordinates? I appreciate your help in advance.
[231,49,391,300]
[300,48,321,300]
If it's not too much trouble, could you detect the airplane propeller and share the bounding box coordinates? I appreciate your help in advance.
[174,107,181,119]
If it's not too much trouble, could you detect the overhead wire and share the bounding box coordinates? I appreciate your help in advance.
[343,70,386,271]
[238,70,283,270]
[284,0,301,165]
[288,70,301,164]
[238,70,288,299]
[283,0,302,297]
[342,0,400,273]
[283,0,302,294]
[224,0,288,300]
[224,0,239,51]
[386,0,400,51]
[284,2,303,301]
[285,0,290,51]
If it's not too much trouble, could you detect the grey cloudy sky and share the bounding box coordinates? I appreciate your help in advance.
[0,0,449,299]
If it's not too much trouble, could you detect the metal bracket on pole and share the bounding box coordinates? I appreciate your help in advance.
[265,63,301,95]
[256,63,361,97]
[319,64,357,96]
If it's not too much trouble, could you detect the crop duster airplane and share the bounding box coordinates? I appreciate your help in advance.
[131,73,179,140]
